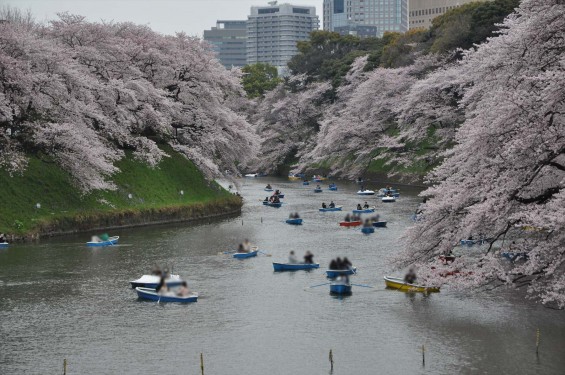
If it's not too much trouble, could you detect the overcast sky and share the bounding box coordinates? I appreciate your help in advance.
[4,0,324,37]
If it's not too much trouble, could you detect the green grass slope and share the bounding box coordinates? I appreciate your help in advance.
[0,145,237,236]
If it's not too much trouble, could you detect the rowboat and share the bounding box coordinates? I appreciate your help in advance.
[330,279,352,295]
[264,202,282,208]
[377,188,400,197]
[328,185,338,191]
[339,221,362,227]
[361,227,375,234]
[130,274,184,289]
[460,239,487,246]
[303,181,310,186]
[245,173,258,178]
[326,267,356,279]
[135,287,198,303]
[264,188,274,192]
[273,262,320,271]
[86,236,119,247]
[0,242,9,248]
[313,178,322,182]
[313,188,323,193]
[352,208,375,214]
[288,175,301,181]
[286,218,303,225]
[319,206,342,212]
[381,196,396,203]
[275,194,285,198]
[357,190,375,195]
[383,276,440,293]
[372,221,387,228]
[233,250,258,259]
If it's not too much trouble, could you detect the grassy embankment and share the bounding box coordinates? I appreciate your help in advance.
[0,145,241,238]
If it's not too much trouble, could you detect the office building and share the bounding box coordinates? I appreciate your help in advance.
[323,0,408,38]
[409,0,478,29]
[247,2,319,74]
[204,20,247,68]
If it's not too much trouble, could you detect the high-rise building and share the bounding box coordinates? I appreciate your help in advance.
[408,0,478,29]
[204,20,247,68]
[323,0,408,38]
[247,2,319,74]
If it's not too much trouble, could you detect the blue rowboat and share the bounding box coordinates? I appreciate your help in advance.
[352,208,375,214]
[0,242,9,248]
[86,236,119,247]
[233,250,258,259]
[276,194,285,198]
[135,287,198,303]
[329,185,338,191]
[273,263,320,271]
[314,188,323,193]
[313,178,322,182]
[264,202,282,208]
[326,267,356,279]
[381,196,396,203]
[264,188,274,192]
[372,221,387,228]
[130,274,184,289]
[361,227,375,234]
[286,218,303,225]
[303,181,310,186]
[319,206,342,212]
[330,280,352,295]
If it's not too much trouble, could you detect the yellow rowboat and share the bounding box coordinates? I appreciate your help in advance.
[384,276,440,293]
[288,176,301,181]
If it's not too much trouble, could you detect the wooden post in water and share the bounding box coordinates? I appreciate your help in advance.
[261,217,263,223]
[536,328,540,355]
[242,219,244,226]
[200,353,204,375]
[422,345,425,366]
[329,349,334,371]
[63,359,67,375]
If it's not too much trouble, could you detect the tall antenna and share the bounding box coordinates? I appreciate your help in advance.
[268,1,278,5]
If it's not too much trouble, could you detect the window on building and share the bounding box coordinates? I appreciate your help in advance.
[293,8,310,14]
[258,8,279,14]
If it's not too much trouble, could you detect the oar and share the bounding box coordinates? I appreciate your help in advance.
[351,283,374,288]
[258,250,272,257]
[218,250,235,255]
[309,282,331,288]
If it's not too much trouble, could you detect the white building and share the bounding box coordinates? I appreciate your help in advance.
[247,2,319,75]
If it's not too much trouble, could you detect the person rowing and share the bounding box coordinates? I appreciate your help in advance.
[344,213,352,222]
[363,202,370,209]
[329,201,335,208]
[266,184,272,189]
[304,251,314,264]
[322,202,327,209]
[289,251,298,264]
[357,203,362,210]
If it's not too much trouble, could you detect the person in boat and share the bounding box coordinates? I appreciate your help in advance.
[363,219,372,228]
[344,213,351,222]
[304,251,314,264]
[177,281,191,297]
[288,251,298,264]
[274,189,280,195]
[273,196,280,203]
[156,277,169,294]
[360,185,365,191]
[329,259,338,270]
[294,212,300,219]
[357,203,363,210]
[0,233,5,242]
[242,239,252,252]
[329,201,335,208]
[342,257,352,270]
[404,267,417,284]
[363,202,370,209]
[353,215,361,222]
[237,243,247,253]
[335,257,343,270]
[316,184,321,189]
[264,197,269,202]
[266,184,272,189]
[321,202,327,209]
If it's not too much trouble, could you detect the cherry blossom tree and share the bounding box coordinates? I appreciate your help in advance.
[0,13,256,191]
[401,0,565,307]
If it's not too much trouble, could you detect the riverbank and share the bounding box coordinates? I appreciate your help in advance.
[0,145,242,241]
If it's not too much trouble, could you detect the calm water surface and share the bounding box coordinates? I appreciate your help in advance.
[1,178,564,374]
